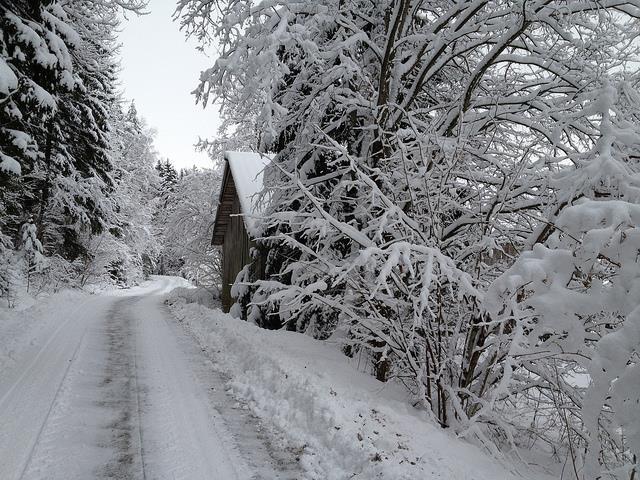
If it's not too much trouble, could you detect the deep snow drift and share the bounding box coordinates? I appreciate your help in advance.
[167,293,556,480]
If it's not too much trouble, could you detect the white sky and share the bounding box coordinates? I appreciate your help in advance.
[118,0,220,170]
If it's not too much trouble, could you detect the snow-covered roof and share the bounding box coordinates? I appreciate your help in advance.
[212,151,273,244]
[226,151,271,222]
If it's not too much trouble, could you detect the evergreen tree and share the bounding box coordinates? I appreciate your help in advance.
[0,1,78,244]
[157,158,178,196]
[154,158,181,274]
[0,0,145,294]
[126,100,140,131]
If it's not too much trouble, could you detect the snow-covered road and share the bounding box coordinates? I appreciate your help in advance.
[0,277,285,480]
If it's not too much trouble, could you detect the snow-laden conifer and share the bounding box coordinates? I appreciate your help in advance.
[18,217,45,292]
[1,0,145,282]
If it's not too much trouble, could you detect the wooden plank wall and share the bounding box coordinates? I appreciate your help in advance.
[212,166,235,245]
[221,193,252,312]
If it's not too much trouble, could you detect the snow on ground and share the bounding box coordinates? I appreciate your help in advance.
[0,278,556,480]
[0,276,188,381]
[0,276,299,480]
[167,294,555,480]
[0,288,87,378]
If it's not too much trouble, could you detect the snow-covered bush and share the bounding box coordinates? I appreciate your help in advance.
[0,229,19,308]
[485,82,640,479]
[79,233,146,287]
[165,286,219,309]
[18,219,46,292]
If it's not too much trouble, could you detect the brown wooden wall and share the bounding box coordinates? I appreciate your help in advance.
[221,193,253,312]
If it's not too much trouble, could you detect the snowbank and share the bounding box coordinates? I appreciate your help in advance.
[166,297,552,480]
[165,285,219,309]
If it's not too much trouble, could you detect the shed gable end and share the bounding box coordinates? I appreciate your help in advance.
[212,165,236,245]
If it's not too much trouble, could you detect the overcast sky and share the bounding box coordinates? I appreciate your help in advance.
[118,1,220,170]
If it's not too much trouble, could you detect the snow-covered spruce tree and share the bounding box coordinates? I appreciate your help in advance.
[156,158,179,199]
[180,0,640,450]
[0,0,145,279]
[0,0,72,248]
[33,0,142,259]
[154,158,182,275]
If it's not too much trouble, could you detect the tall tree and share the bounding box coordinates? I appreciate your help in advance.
[98,101,161,284]
[179,0,640,474]
[0,0,146,292]
[156,166,222,289]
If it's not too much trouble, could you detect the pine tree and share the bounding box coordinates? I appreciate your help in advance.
[1,1,77,246]
[35,0,122,258]
[1,0,145,273]
[126,100,140,131]
[154,158,181,275]
[158,159,178,195]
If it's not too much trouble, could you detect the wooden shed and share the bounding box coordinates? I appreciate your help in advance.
[212,151,271,312]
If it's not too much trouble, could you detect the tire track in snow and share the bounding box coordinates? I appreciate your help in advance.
[0,298,100,480]
[98,296,146,480]
[17,295,151,480]
[16,324,91,480]
[0,297,94,409]
[135,295,252,480]
[132,325,148,480]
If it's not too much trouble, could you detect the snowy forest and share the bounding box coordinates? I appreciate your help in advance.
[0,0,219,297]
[2,0,640,479]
